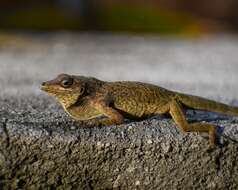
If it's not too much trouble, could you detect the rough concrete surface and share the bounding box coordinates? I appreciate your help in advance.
[0,33,238,189]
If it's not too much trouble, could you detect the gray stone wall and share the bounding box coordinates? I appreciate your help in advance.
[0,33,238,189]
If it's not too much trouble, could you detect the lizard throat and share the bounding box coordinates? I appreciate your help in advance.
[56,93,79,109]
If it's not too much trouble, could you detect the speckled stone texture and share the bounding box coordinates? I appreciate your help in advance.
[0,33,238,189]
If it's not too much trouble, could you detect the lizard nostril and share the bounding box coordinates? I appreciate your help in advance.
[42,82,46,86]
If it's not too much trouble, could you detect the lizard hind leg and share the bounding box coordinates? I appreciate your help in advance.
[169,98,216,148]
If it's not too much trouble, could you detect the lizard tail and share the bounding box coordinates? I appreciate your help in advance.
[178,93,238,117]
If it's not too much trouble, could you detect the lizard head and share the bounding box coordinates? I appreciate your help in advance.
[41,73,86,108]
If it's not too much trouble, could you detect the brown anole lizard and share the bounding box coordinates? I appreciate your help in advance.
[41,73,238,148]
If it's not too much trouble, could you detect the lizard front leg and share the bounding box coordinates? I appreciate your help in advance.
[90,97,124,126]
[169,98,216,148]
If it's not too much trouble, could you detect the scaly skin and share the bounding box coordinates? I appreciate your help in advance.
[41,73,238,148]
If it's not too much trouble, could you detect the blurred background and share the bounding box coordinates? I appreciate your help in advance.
[1,0,238,104]
[1,0,238,34]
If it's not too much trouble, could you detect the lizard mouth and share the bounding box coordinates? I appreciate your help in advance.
[40,84,57,95]
[40,84,49,92]
[41,81,47,89]
[40,84,72,97]
[41,88,51,96]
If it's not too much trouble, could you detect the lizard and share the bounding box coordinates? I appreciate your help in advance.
[41,73,238,148]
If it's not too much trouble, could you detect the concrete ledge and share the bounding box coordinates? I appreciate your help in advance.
[0,96,238,189]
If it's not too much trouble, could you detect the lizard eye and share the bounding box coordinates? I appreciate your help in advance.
[61,78,73,88]
[80,86,85,94]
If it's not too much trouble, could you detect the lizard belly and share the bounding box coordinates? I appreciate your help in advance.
[66,105,103,121]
